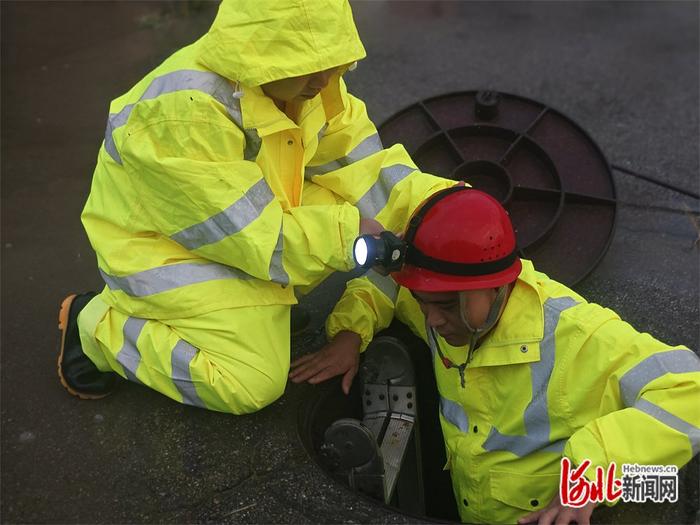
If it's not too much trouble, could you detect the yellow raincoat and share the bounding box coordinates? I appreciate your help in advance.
[327,260,700,523]
[77,0,455,414]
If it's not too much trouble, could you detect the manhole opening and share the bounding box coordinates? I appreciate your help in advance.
[298,323,460,523]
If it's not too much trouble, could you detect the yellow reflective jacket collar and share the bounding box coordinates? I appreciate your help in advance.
[239,75,346,136]
[464,260,546,368]
[319,70,346,119]
[239,84,297,136]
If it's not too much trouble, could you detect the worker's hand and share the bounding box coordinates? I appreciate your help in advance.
[517,493,596,525]
[289,330,362,394]
[359,217,385,237]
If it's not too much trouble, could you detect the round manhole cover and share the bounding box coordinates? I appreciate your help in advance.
[378,90,617,285]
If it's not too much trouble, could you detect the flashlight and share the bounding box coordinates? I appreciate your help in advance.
[352,231,406,272]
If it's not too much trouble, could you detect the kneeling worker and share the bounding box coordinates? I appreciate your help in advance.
[57,0,456,414]
[290,187,700,524]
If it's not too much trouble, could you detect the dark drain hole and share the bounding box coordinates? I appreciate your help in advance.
[298,323,460,523]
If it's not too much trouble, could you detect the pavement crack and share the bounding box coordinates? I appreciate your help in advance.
[213,469,255,495]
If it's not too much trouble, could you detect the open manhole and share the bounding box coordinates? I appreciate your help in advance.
[378,90,617,286]
[299,324,460,522]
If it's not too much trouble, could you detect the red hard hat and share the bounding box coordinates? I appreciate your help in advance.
[392,187,522,292]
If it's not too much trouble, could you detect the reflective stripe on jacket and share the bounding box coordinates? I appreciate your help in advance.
[327,259,700,523]
[83,0,455,319]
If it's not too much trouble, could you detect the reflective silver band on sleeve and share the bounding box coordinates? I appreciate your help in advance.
[634,398,700,457]
[365,270,399,303]
[116,317,147,384]
[100,262,252,297]
[170,178,275,250]
[105,69,261,164]
[305,133,383,178]
[355,164,417,219]
[484,296,579,457]
[171,339,206,408]
[268,227,290,287]
[620,349,700,407]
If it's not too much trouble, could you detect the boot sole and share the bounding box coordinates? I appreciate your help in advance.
[57,294,110,400]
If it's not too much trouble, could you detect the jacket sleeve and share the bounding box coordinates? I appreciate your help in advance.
[326,270,399,351]
[306,78,456,233]
[316,78,456,345]
[561,304,700,478]
[119,95,359,287]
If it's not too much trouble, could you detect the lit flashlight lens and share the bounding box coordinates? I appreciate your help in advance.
[353,237,368,266]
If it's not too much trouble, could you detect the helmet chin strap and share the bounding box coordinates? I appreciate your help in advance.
[429,285,510,389]
[459,285,509,364]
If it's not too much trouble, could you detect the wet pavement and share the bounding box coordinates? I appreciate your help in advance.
[1,1,698,523]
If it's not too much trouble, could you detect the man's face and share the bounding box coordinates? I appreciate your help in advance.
[412,288,498,347]
[260,67,339,103]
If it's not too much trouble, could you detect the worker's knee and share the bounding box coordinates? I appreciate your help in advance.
[209,364,288,415]
[172,304,291,415]
[240,366,288,413]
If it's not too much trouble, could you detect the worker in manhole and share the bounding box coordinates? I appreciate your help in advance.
[292,187,700,524]
[56,0,457,413]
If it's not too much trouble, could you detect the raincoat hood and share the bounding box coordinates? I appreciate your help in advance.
[198,0,367,86]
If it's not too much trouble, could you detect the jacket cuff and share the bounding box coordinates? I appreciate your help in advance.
[337,203,360,271]
[564,426,616,483]
[326,311,374,352]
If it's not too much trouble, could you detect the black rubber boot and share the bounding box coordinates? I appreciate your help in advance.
[57,292,118,399]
